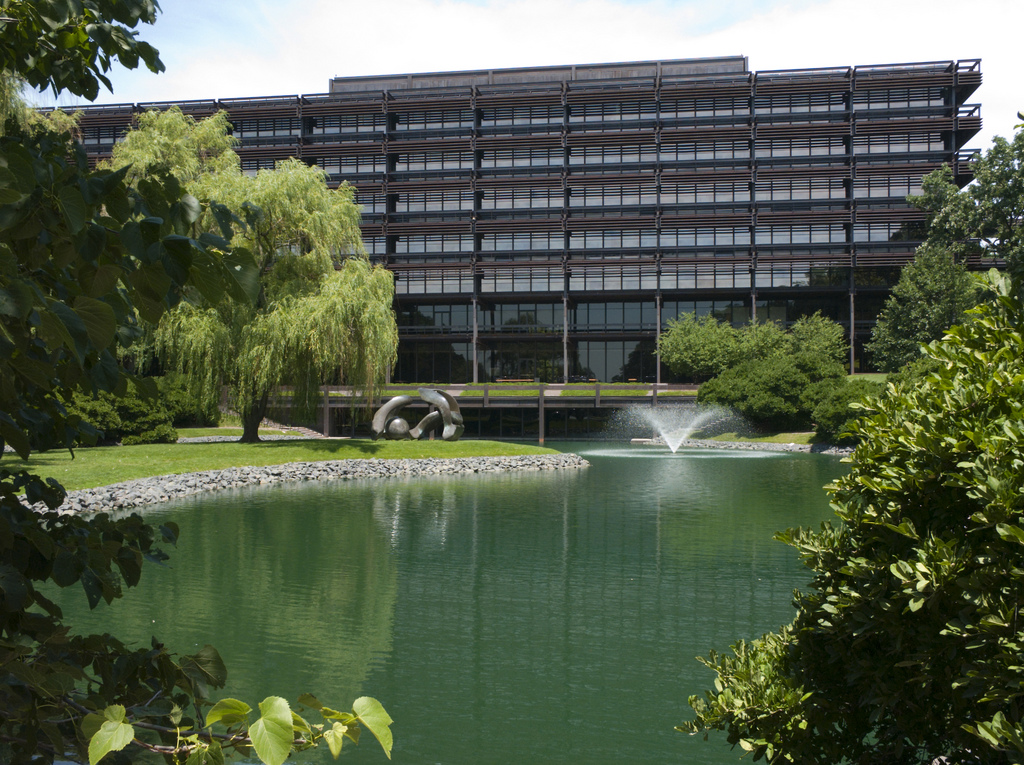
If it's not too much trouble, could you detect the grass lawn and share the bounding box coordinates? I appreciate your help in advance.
[456,389,541,397]
[15,439,559,492]
[176,427,304,438]
[850,373,887,383]
[704,431,818,446]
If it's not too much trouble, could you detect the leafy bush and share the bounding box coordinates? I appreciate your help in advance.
[660,312,848,384]
[66,385,178,446]
[884,355,944,390]
[658,313,741,382]
[698,356,811,431]
[684,273,1024,762]
[811,377,882,445]
[698,350,847,433]
[63,391,122,445]
[157,371,221,427]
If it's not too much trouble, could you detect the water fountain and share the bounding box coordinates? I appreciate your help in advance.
[614,405,739,453]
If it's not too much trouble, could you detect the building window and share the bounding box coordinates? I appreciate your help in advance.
[394,151,474,171]
[478,268,562,293]
[567,265,656,292]
[81,124,124,146]
[481,232,563,252]
[568,185,656,207]
[477,303,561,330]
[754,177,846,201]
[755,225,846,244]
[662,181,750,204]
[480,186,561,209]
[754,136,846,158]
[393,109,474,131]
[394,234,474,254]
[659,140,749,161]
[852,175,923,199]
[232,117,300,139]
[240,156,277,176]
[661,299,748,326]
[364,236,386,255]
[481,147,562,168]
[394,190,474,212]
[852,87,946,110]
[394,268,474,295]
[569,230,657,250]
[307,113,386,134]
[852,133,945,155]
[568,145,657,165]
[312,155,386,175]
[355,192,387,213]
[660,96,749,118]
[480,104,562,126]
[567,100,656,123]
[852,222,925,243]
[753,91,846,114]
[398,304,474,331]
[661,227,751,247]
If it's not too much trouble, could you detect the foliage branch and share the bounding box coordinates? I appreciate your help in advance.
[681,270,1024,763]
[0,3,393,762]
[911,128,1024,277]
[0,0,164,101]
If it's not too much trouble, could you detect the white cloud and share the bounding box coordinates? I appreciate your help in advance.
[39,0,1019,148]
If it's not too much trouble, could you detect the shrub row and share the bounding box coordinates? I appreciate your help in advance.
[65,373,220,446]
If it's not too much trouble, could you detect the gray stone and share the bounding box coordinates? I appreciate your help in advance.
[43,454,591,515]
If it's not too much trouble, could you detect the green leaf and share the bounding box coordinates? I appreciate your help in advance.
[181,645,228,695]
[996,523,1024,546]
[185,740,225,765]
[353,697,393,759]
[40,301,89,362]
[322,722,347,759]
[291,711,313,736]
[296,693,322,710]
[88,706,134,765]
[205,740,225,765]
[205,698,251,728]
[0,564,29,611]
[248,696,294,765]
[58,184,87,234]
[187,249,226,305]
[221,247,260,304]
[0,279,34,319]
[73,296,117,349]
[81,713,105,741]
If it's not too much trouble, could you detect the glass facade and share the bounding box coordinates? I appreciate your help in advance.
[72,58,983,382]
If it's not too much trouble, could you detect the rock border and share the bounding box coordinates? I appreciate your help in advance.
[53,454,590,515]
[677,438,854,456]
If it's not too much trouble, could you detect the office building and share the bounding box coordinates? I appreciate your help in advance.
[75,56,984,382]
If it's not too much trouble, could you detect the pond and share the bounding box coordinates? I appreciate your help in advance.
[57,443,845,763]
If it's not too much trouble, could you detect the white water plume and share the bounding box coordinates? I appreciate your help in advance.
[613,405,739,453]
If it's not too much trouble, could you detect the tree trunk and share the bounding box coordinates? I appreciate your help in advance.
[240,393,269,443]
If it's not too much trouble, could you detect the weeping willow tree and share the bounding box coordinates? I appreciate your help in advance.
[108,108,398,441]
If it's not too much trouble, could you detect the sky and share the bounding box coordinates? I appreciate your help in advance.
[36,0,1021,151]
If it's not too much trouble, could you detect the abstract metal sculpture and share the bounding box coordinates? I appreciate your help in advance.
[371,388,465,441]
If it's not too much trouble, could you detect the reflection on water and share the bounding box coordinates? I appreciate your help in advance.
[52,444,844,764]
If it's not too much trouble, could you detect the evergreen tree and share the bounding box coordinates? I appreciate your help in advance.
[866,244,980,372]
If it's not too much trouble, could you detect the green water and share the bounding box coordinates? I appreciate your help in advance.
[56,443,845,763]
